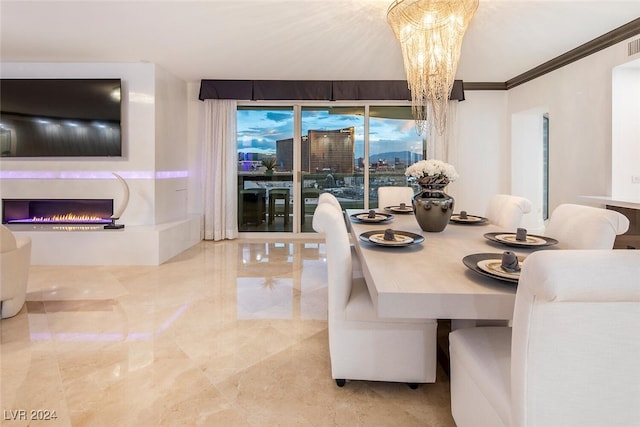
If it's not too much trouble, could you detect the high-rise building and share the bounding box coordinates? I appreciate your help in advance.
[276,128,354,174]
[308,127,354,174]
[275,136,309,172]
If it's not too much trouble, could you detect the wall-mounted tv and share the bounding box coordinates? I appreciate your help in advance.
[0,78,122,157]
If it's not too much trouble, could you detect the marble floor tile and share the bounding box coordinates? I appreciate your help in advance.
[1,239,456,427]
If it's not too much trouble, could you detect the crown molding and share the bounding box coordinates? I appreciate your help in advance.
[463,82,507,91]
[465,17,640,91]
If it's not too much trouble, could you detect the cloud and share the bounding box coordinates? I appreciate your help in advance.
[237,137,276,152]
[265,112,291,122]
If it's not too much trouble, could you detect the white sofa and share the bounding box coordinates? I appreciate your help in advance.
[1,224,32,318]
[449,249,640,427]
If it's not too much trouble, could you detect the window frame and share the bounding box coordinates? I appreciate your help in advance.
[236,100,421,232]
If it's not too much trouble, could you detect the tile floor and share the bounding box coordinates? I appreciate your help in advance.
[1,239,456,427]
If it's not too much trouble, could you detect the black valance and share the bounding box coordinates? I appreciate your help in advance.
[253,80,333,100]
[198,80,253,100]
[331,80,411,101]
[199,79,465,102]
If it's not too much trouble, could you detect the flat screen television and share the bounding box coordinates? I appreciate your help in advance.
[0,78,122,157]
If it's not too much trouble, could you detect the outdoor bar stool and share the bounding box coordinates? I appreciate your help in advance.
[268,188,290,225]
[239,188,266,225]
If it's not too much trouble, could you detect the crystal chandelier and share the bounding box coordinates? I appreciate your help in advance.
[387,0,478,134]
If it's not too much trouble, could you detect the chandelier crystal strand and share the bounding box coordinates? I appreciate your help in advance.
[387,0,478,134]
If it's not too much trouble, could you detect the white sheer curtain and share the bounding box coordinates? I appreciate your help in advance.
[426,101,459,162]
[201,99,238,241]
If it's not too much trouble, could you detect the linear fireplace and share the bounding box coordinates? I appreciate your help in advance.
[2,199,114,225]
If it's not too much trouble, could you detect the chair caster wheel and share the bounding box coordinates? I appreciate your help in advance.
[408,383,419,389]
[336,379,346,387]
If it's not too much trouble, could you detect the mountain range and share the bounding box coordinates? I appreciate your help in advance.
[367,150,422,165]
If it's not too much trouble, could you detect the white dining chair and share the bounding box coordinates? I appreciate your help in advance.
[318,192,342,211]
[484,194,532,229]
[449,249,640,427]
[312,203,437,387]
[544,203,629,249]
[316,193,363,278]
[377,186,414,209]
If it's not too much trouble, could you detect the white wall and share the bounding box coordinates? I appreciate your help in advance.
[448,35,640,228]
[448,90,509,217]
[507,36,640,216]
[187,82,204,220]
[154,66,189,224]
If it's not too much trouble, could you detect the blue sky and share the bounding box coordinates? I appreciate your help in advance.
[237,108,424,157]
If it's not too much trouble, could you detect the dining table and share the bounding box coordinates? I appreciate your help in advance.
[346,209,556,321]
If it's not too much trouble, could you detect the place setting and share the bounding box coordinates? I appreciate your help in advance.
[463,251,524,284]
[359,228,424,248]
[484,227,558,248]
[383,203,414,214]
[449,210,488,225]
[350,209,394,224]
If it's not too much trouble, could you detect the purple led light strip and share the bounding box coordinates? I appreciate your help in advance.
[0,170,188,179]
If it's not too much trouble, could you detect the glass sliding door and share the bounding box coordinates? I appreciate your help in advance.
[237,106,294,232]
[368,106,425,208]
[300,106,365,231]
[236,104,424,233]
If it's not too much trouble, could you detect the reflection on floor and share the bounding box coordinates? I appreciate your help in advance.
[238,214,317,233]
[1,240,455,426]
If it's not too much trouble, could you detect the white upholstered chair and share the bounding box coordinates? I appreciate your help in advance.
[312,203,437,387]
[377,186,414,209]
[1,225,32,318]
[544,203,630,249]
[485,194,532,229]
[318,192,342,211]
[317,192,362,277]
[449,249,640,427]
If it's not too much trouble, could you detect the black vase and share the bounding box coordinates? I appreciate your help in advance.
[412,184,455,232]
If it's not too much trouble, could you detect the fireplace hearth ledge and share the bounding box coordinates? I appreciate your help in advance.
[7,215,202,266]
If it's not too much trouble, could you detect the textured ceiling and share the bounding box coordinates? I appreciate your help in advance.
[1,0,640,83]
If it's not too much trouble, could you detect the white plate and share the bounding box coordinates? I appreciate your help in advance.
[369,233,414,246]
[353,213,393,223]
[385,205,413,214]
[494,233,547,246]
[476,259,522,280]
[450,214,487,224]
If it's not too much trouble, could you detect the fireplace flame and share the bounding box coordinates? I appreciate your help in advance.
[31,213,105,223]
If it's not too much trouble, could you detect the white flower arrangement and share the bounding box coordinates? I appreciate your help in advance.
[404,159,459,184]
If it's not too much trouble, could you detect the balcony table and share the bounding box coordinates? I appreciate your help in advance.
[346,209,554,321]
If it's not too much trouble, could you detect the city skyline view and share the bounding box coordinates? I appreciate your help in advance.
[236,106,427,231]
[237,106,425,163]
